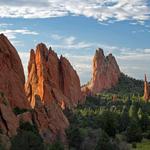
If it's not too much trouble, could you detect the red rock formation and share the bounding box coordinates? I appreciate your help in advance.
[0,92,19,137]
[33,95,69,144]
[60,56,82,106]
[25,43,82,143]
[82,48,121,95]
[0,34,30,109]
[144,74,150,101]
[0,34,82,144]
[25,43,82,108]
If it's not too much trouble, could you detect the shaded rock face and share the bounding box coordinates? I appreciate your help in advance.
[60,56,82,105]
[25,43,82,142]
[0,92,19,137]
[0,34,29,109]
[82,48,121,95]
[144,74,150,101]
[33,95,69,144]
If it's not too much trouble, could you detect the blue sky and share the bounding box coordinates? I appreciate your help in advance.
[0,0,150,84]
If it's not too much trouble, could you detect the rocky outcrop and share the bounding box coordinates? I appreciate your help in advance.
[25,44,82,108]
[144,74,150,101]
[33,95,69,144]
[82,48,121,95]
[0,34,29,109]
[25,43,82,143]
[0,34,82,144]
[60,56,82,105]
[0,92,19,137]
[0,134,11,150]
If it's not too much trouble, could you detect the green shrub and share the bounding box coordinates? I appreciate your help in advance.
[132,142,137,148]
[0,144,4,150]
[48,141,64,150]
[66,126,83,149]
[13,107,28,115]
[19,122,39,135]
[126,119,142,143]
[95,130,119,150]
[11,130,44,150]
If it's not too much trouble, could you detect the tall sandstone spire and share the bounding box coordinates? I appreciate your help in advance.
[144,74,150,101]
[25,43,82,108]
[25,43,82,143]
[82,48,121,95]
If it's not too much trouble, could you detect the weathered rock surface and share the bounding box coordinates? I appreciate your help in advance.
[0,92,19,137]
[82,48,121,95]
[0,134,11,150]
[33,95,69,144]
[25,43,82,143]
[144,74,150,101]
[60,56,82,106]
[25,43,82,108]
[0,34,29,109]
[0,34,82,144]
[17,111,33,125]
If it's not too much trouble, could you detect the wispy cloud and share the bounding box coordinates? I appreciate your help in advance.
[0,29,39,46]
[18,51,30,78]
[0,29,38,39]
[50,34,93,49]
[0,23,13,28]
[0,0,149,23]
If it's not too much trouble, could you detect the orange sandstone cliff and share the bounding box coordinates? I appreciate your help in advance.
[0,34,82,144]
[25,44,82,108]
[82,48,121,95]
[25,43,82,143]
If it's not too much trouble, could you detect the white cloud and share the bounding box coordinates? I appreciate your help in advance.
[0,29,39,46]
[51,34,63,40]
[144,48,150,53]
[0,29,38,39]
[0,23,13,28]
[116,52,150,80]
[50,34,94,49]
[18,51,30,79]
[0,0,149,23]
[63,54,92,84]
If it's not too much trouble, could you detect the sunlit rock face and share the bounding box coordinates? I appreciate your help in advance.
[25,44,82,108]
[25,43,82,143]
[82,48,121,95]
[60,55,82,105]
[144,74,150,101]
[0,34,30,109]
